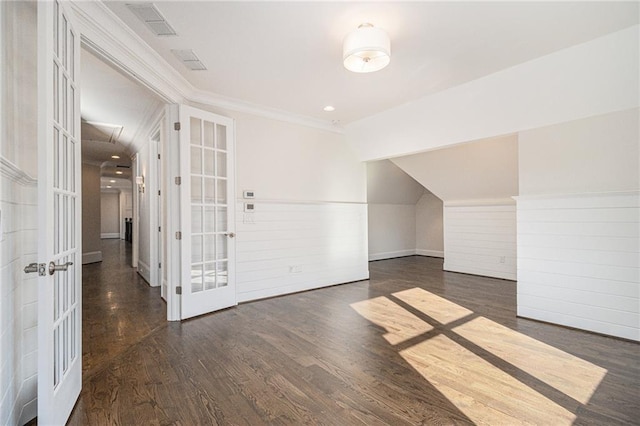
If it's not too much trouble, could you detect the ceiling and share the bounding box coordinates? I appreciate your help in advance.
[102,1,638,124]
[80,46,163,183]
[81,1,638,178]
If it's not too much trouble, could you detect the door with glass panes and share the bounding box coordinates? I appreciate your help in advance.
[179,105,236,319]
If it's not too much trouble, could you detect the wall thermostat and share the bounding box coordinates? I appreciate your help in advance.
[243,190,255,199]
[244,203,255,212]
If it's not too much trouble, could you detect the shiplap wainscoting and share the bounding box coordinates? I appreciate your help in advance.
[0,158,38,425]
[444,202,517,280]
[235,201,369,302]
[517,192,639,341]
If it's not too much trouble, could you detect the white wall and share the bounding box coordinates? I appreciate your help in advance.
[347,25,639,162]
[416,191,444,257]
[517,109,639,341]
[136,141,152,284]
[187,108,369,302]
[367,160,425,260]
[0,1,38,424]
[519,108,639,195]
[392,136,519,280]
[100,191,120,238]
[368,204,417,261]
[81,163,101,264]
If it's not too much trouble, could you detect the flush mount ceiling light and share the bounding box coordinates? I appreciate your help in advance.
[323,105,335,112]
[343,23,390,73]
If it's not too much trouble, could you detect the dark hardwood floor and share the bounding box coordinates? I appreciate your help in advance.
[67,244,640,425]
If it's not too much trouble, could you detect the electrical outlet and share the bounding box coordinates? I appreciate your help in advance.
[499,256,506,264]
[243,213,255,224]
[289,265,302,273]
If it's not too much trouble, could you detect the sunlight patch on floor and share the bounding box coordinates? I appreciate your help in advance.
[400,335,576,425]
[351,288,609,424]
[351,296,433,345]
[453,316,607,404]
[393,287,473,325]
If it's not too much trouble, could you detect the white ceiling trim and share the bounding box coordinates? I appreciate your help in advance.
[70,1,343,135]
[131,103,166,149]
[188,90,343,134]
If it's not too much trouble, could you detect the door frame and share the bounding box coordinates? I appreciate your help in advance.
[72,4,183,320]
[69,2,240,321]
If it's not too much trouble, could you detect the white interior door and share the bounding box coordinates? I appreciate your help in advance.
[179,105,236,319]
[37,1,82,423]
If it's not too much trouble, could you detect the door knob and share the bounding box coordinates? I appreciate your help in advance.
[48,261,73,275]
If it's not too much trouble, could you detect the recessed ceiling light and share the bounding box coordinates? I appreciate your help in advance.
[109,180,116,183]
[115,171,123,175]
[323,106,335,112]
[111,155,120,159]
[106,186,112,188]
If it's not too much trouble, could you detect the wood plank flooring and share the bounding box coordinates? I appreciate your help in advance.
[66,243,639,425]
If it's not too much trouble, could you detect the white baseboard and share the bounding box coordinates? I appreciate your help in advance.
[101,233,120,239]
[415,249,444,258]
[137,260,155,286]
[369,249,416,261]
[82,251,103,264]
[444,263,516,281]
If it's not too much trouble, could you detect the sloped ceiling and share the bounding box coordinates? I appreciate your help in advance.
[367,160,425,204]
[391,135,518,202]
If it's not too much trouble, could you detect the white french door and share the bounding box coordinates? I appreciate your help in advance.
[37,1,82,424]
[177,105,236,319]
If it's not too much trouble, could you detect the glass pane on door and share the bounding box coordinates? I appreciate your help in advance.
[189,117,229,294]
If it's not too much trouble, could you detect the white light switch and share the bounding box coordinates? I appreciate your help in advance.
[243,190,255,199]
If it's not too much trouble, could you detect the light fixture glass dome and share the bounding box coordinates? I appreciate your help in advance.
[343,23,390,73]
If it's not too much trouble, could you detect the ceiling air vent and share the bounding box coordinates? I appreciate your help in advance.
[126,3,177,36]
[171,49,207,71]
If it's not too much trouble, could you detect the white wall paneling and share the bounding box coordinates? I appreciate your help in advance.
[0,158,38,425]
[444,202,517,280]
[516,191,639,341]
[235,201,369,302]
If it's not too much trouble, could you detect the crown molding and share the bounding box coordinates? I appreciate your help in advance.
[71,1,344,135]
[188,91,344,134]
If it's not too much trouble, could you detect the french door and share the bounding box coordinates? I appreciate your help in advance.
[37,0,82,424]
[177,105,236,319]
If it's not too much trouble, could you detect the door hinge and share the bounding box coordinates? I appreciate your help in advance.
[176,286,182,295]
[157,153,161,160]
[174,122,181,131]
[175,231,182,240]
[158,262,161,269]
[158,190,161,196]
[158,226,161,232]
[175,176,181,185]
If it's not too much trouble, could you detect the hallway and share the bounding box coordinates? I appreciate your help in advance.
[81,240,166,378]
[65,253,639,425]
